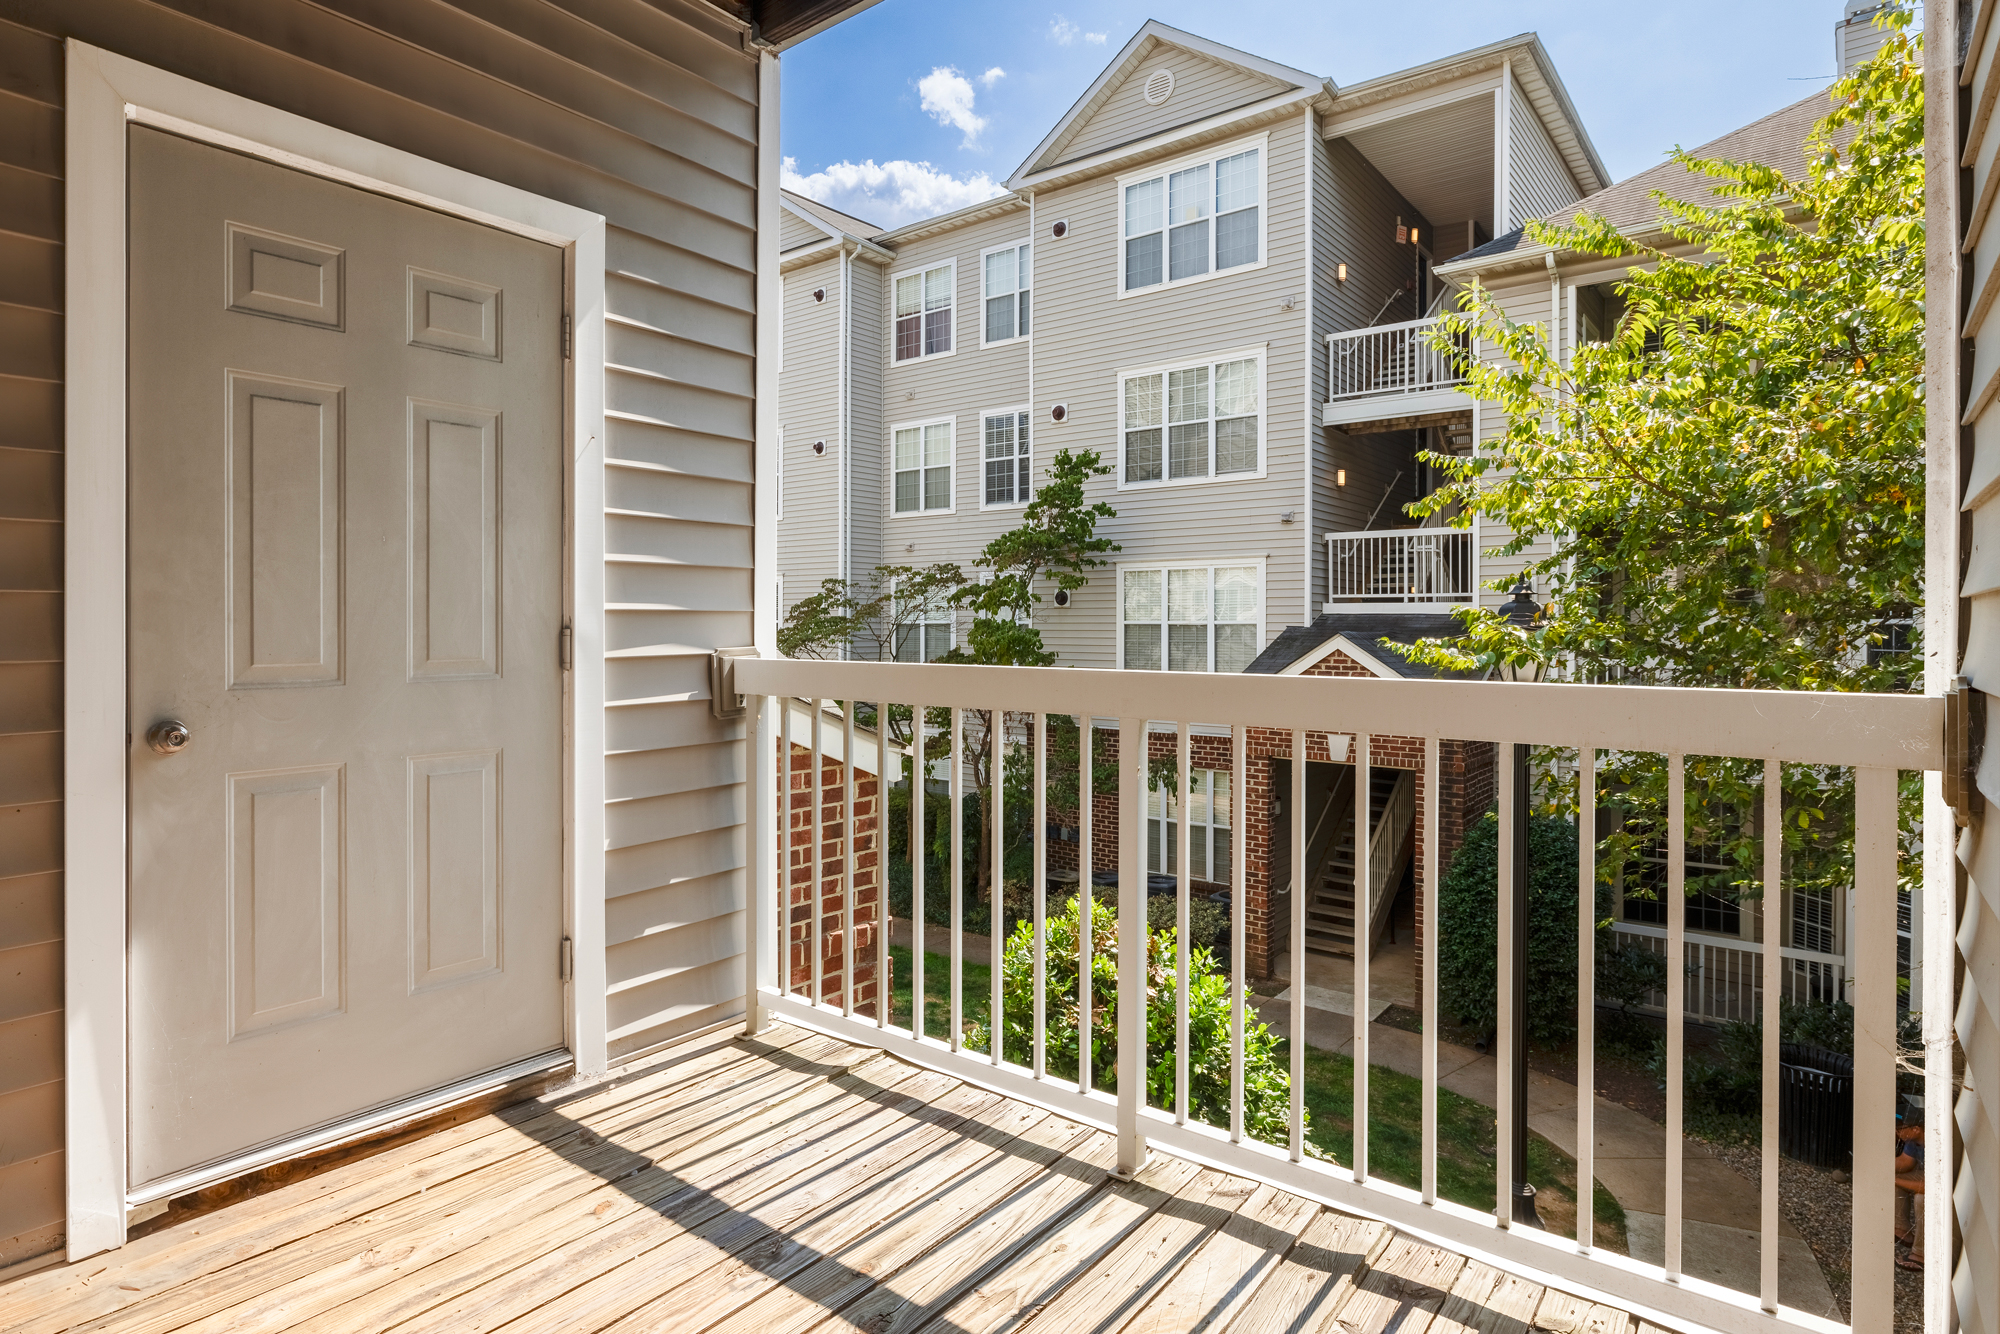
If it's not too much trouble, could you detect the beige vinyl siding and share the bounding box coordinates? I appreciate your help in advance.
[0,15,62,1269]
[1059,45,1291,165]
[1506,71,1580,230]
[875,206,1033,596]
[847,259,886,578]
[781,209,830,250]
[3,0,774,1257]
[778,254,846,613]
[1465,274,1558,608]
[1031,118,1310,665]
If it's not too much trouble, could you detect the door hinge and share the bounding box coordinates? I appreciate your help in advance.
[561,312,572,360]
[560,622,573,672]
[560,936,574,983]
[1946,676,1986,827]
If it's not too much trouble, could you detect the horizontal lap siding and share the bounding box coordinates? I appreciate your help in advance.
[2,0,770,1257]
[1033,116,1311,668]
[0,13,62,1269]
[1468,276,1557,608]
[778,253,844,613]
[1060,45,1289,165]
[847,260,884,578]
[1506,72,1579,229]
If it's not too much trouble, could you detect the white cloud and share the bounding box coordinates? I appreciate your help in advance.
[978,66,1006,88]
[918,66,986,146]
[782,157,1007,230]
[1049,15,1107,45]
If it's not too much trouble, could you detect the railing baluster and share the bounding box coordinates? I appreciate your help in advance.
[991,708,1005,1067]
[812,700,824,1007]
[1577,744,1595,1250]
[1176,722,1192,1126]
[950,706,964,1053]
[1760,757,1780,1311]
[1354,732,1371,1184]
[1079,713,1094,1096]
[1117,715,1148,1176]
[1291,728,1307,1163]
[843,698,856,1018]
[1033,712,1047,1079]
[1231,724,1247,1144]
[877,704,891,1030]
[912,703,925,1041]
[1497,740,1515,1223]
[1666,751,1685,1278]
[745,693,770,1034]
[1422,735,1438,1204]
[1850,764,1897,1332]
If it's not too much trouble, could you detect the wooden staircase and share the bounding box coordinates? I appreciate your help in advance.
[1303,768,1410,959]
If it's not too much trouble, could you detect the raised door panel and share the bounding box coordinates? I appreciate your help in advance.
[408,750,501,991]
[407,400,500,680]
[227,223,344,330]
[228,765,344,1036]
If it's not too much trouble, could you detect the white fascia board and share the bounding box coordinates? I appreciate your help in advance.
[1008,86,1321,193]
[1276,634,1403,680]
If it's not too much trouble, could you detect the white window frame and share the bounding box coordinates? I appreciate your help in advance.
[1116,559,1266,673]
[891,574,956,662]
[890,258,957,364]
[1148,768,1233,884]
[889,414,956,517]
[978,404,1033,510]
[1115,132,1269,300]
[1115,346,1268,491]
[979,238,1032,348]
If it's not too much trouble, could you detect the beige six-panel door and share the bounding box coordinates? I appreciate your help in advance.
[125,127,567,1189]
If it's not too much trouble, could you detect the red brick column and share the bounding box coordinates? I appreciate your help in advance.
[782,739,881,1015]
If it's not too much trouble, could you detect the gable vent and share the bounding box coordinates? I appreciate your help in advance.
[1142,69,1174,106]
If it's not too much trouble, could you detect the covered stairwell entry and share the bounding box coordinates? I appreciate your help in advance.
[1269,756,1416,965]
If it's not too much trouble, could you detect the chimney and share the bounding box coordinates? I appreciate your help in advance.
[1835,1,1892,75]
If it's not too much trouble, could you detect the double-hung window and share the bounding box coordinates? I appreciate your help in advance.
[982,409,1031,507]
[892,418,953,514]
[1122,139,1263,293]
[1148,769,1232,884]
[893,584,953,662]
[893,261,954,362]
[982,242,1031,345]
[1120,564,1260,672]
[1120,352,1261,485]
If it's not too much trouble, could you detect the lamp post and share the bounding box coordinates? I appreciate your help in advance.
[1496,580,1545,1229]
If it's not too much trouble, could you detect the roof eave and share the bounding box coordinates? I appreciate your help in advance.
[1006,85,1327,194]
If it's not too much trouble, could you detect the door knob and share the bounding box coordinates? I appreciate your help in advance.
[148,720,191,755]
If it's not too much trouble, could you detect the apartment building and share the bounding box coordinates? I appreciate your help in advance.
[776,21,1607,670]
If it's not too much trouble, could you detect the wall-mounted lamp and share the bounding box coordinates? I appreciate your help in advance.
[1336,468,1348,487]
[1335,262,1348,283]
[1411,226,1420,246]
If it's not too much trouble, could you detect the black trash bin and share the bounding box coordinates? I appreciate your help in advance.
[1778,1043,1854,1167]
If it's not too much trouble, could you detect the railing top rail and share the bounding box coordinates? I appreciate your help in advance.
[735,657,1942,771]
[1324,528,1467,542]
[1326,316,1443,341]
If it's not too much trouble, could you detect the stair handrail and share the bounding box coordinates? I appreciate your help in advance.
[1300,767,1354,915]
[1365,771,1417,946]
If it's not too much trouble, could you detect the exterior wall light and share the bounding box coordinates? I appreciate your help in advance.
[1336,468,1347,487]
[1336,262,1348,283]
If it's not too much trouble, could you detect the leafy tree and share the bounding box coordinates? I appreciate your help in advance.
[1409,17,1923,917]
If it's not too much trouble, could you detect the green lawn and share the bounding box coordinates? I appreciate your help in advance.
[888,947,1627,1252]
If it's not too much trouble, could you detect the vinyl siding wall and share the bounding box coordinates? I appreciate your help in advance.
[1506,70,1580,230]
[1031,112,1312,665]
[1464,271,1560,608]
[846,258,885,579]
[0,0,774,1261]
[778,253,846,615]
[780,210,829,250]
[1058,45,1291,166]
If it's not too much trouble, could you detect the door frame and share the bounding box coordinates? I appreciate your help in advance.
[62,41,609,1260]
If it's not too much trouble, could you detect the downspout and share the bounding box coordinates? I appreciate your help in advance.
[1301,105,1317,625]
[838,242,852,605]
[1027,190,1035,501]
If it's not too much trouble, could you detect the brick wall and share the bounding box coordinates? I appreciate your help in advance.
[782,740,882,1014]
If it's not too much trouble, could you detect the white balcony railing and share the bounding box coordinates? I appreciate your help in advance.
[1609,922,1850,1025]
[734,656,1939,1334]
[1326,528,1475,604]
[1327,317,1470,401]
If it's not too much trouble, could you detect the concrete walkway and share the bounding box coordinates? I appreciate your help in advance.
[1252,994,1839,1318]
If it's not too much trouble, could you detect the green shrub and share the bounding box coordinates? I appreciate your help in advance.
[964,897,1302,1147]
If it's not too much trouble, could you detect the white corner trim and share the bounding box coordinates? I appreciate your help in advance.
[62,40,609,1261]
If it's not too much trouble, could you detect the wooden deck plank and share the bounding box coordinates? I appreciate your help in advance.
[691,1109,1098,1334]
[468,1072,991,1334]
[1431,1259,1545,1334]
[598,1098,1066,1333]
[76,1051,915,1334]
[1533,1290,1635,1334]
[1322,1233,1468,1334]
[801,1130,1120,1334]
[0,1030,824,1334]
[1223,1207,1391,1334]
[918,1156,1203,1334]
[1120,1181,1322,1334]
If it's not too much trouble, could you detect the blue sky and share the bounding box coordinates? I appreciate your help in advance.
[780,0,1874,230]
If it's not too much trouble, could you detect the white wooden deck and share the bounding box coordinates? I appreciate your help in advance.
[1,1022,1660,1334]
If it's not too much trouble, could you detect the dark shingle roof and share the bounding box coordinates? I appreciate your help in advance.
[1243,612,1485,679]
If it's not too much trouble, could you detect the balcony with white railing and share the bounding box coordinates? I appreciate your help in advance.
[1323,318,1472,428]
[733,654,1942,1334]
[1325,527,1477,608]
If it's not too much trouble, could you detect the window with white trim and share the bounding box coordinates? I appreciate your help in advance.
[892,579,953,662]
[1148,769,1232,884]
[1122,143,1261,292]
[893,261,954,362]
[1120,353,1261,485]
[982,409,1031,507]
[1121,565,1260,672]
[892,418,954,514]
[982,241,1031,345]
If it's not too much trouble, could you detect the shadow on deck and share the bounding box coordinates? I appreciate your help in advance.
[0,1022,1664,1334]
